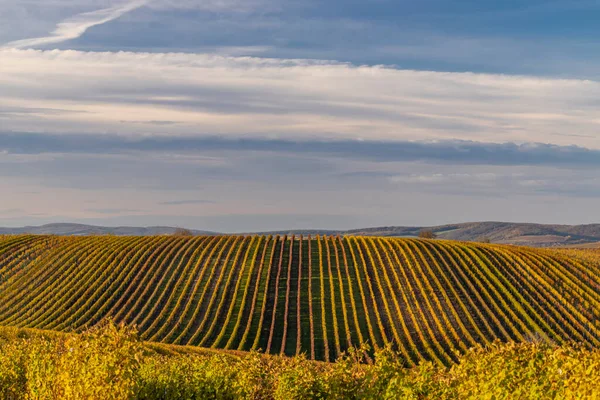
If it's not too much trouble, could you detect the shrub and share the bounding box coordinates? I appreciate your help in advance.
[0,340,27,399]
[324,345,373,399]
[27,320,142,400]
[233,351,277,399]
[418,230,437,239]
[273,355,326,400]
[135,354,237,399]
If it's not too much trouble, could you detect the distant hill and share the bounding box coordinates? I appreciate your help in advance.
[1,221,599,247]
[0,223,216,236]
[253,222,600,247]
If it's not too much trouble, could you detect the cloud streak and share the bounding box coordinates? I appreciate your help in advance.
[2,132,600,168]
[160,199,216,205]
[0,49,599,149]
[2,0,147,49]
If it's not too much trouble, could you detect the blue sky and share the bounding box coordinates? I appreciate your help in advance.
[0,0,599,231]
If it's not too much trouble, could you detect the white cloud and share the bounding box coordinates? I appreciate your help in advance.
[0,48,599,148]
[518,179,549,187]
[2,0,147,49]
[0,0,269,45]
[389,173,498,185]
[390,174,445,184]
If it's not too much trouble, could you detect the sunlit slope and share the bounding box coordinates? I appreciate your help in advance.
[1,235,599,365]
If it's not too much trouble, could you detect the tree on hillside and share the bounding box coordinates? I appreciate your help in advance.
[173,228,193,236]
[418,230,437,239]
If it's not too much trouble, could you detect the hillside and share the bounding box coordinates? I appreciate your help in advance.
[0,223,216,236]
[343,222,600,246]
[1,235,600,365]
[248,222,600,246]
[2,221,600,247]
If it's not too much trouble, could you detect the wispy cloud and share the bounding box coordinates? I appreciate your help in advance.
[2,0,147,49]
[0,49,599,149]
[0,208,24,216]
[389,172,499,187]
[121,120,181,125]
[3,133,600,168]
[86,207,142,214]
[159,199,216,205]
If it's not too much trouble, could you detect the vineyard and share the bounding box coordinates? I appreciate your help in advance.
[1,235,600,365]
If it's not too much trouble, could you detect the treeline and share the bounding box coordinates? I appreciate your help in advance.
[1,322,600,399]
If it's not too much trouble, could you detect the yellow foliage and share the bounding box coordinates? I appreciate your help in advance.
[2,322,600,399]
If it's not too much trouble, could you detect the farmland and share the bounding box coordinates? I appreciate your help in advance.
[1,234,600,366]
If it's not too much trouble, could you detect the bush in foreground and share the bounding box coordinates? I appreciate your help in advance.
[1,322,600,399]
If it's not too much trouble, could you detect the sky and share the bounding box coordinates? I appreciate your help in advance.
[0,0,599,231]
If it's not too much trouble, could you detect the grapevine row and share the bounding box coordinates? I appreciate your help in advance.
[0,235,598,364]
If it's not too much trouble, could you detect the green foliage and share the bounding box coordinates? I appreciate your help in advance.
[0,320,141,400]
[2,324,600,398]
[136,354,237,399]
[446,341,600,399]
[0,339,27,399]
[273,355,327,400]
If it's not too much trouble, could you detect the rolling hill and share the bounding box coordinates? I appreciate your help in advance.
[0,223,216,236]
[1,221,600,247]
[263,221,600,247]
[1,234,600,365]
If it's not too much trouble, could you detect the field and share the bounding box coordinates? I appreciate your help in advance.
[1,234,600,367]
